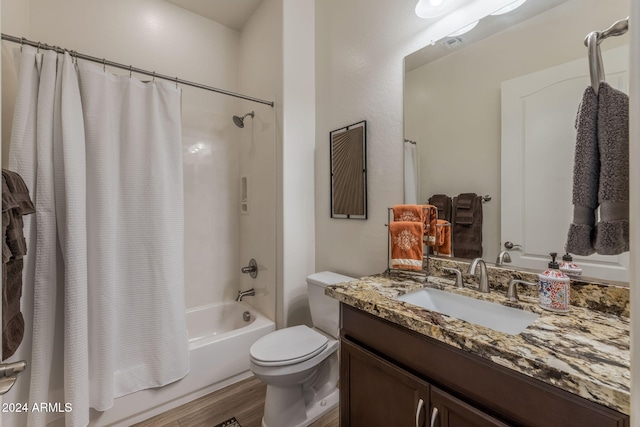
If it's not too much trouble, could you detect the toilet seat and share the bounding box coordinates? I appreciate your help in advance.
[250,325,329,367]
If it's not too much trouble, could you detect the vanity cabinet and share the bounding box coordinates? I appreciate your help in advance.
[430,387,509,427]
[341,340,429,426]
[339,304,629,427]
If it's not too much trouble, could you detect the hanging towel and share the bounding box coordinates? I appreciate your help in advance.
[452,193,483,258]
[434,220,451,257]
[392,204,424,223]
[428,194,452,223]
[2,169,35,360]
[566,86,599,255]
[593,83,629,255]
[422,205,438,246]
[390,221,423,271]
[566,82,629,256]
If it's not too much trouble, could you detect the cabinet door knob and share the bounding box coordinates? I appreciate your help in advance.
[415,398,425,427]
[430,406,439,427]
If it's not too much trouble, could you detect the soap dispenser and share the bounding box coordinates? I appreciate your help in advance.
[538,252,570,313]
[559,253,582,276]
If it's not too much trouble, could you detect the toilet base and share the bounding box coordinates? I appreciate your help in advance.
[261,387,339,427]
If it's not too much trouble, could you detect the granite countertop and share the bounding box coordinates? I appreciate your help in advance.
[326,274,630,415]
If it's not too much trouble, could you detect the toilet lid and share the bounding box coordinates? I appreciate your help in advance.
[250,325,328,367]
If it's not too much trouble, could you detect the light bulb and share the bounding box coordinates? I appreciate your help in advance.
[490,0,527,16]
[415,0,448,19]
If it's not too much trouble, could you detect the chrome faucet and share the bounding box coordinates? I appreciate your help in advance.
[236,288,255,302]
[506,280,537,302]
[442,267,463,288]
[496,251,512,266]
[467,258,489,293]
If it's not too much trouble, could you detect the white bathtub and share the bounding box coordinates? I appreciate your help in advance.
[85,301,275,426]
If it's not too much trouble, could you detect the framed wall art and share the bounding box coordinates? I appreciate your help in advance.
[330,120,367,219]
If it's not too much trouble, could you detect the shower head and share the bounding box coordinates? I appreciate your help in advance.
[232,111,255,128]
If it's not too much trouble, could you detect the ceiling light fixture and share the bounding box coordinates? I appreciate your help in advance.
[490,0,527,16]
[415,0,448,19]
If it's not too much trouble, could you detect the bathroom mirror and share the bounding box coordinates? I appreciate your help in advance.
[330,120,368,219]
[404,0,630,281]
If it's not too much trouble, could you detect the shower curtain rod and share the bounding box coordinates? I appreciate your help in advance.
[1,33,275,107]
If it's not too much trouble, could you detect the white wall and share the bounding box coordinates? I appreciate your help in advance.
[279,0,316,327]
[404,0,628,262]
[238,0,282,322]
[315,0,433,277]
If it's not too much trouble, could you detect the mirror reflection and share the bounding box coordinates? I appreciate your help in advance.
[404,0,629,281]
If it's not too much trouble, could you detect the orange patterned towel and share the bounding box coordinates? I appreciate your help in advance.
[422,205,437,246]
[392,204,424,223]
[435,219,451,256]
[389,221,424,271]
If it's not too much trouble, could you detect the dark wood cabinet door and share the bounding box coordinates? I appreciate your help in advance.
[430,386,510,427]
[340,340,429,427]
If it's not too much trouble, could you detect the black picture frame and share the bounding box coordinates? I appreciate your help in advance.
[330,120,367,219]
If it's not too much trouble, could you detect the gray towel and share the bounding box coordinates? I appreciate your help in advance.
[2,169,35,360]
[594,82,629,255]
[566,86,599,255]
[428,194,452,222]
[565,83,629,256]
[452,193,483,259]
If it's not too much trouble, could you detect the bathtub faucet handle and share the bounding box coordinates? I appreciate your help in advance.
[236,288,256,302]
[241,259,258,279]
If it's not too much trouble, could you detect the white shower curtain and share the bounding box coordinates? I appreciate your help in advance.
[9,46,189,427]
[404,140,419,204]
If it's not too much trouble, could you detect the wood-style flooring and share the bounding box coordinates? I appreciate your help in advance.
[133,376,339,427]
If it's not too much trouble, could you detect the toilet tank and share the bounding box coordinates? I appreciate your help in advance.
[307,271,355,338]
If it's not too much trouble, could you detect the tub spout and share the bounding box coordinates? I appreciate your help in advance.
[236,288,255,302]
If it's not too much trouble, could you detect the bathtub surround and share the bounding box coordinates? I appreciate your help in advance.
[9,47,189,425]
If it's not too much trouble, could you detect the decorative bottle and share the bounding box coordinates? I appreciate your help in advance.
[559,253,582,276]
[538,252,570,313]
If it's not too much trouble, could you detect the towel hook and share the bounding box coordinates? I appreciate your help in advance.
[175,76,179,89]
[102,58,106,72]
[19,37,24,52]
[129,65,132,78]
[152,71,156,83]
[36,42,41,53]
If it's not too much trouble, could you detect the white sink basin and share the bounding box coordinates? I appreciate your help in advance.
[396,287,540,335]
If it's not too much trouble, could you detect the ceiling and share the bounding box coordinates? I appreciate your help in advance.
[165,0,263,30]
[405,0,571,71]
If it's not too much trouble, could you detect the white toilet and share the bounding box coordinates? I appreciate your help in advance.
[250,271,354,427]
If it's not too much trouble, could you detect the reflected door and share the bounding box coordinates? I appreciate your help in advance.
[501,45,628,281]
